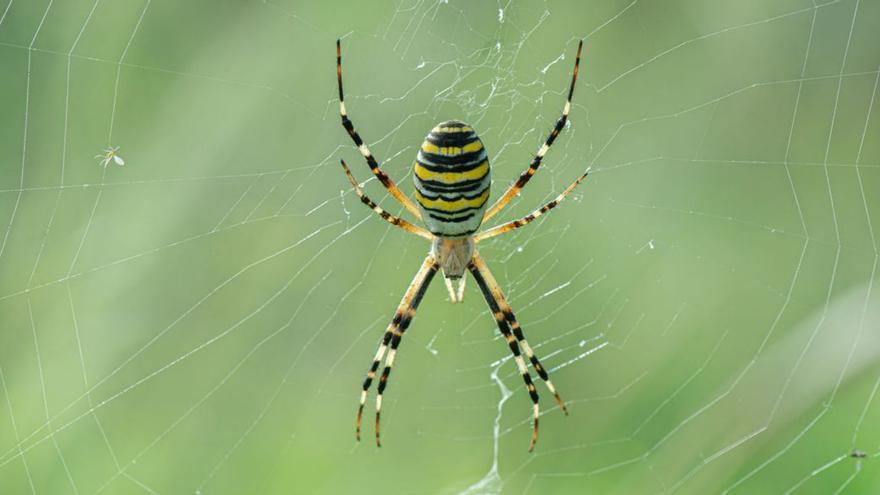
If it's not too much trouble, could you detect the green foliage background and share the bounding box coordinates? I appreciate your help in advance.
[0,0,878,493]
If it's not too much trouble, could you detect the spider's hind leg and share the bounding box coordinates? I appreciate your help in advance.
[336,39,422,219]
[482,39,583,222]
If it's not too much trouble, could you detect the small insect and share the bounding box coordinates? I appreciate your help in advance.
[95,146,125,167]
[851,450,867,459]
[337,39,587,451]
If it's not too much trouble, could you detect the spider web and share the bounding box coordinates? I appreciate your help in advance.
[0,0,878,493]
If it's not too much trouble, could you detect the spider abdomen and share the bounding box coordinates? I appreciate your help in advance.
[414,120,491,237]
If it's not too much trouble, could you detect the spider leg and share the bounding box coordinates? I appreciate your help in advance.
[471,252,567,413]
[356,255,439,445]
[337,39,422,220]
[474,170,588,243]
[340,160,433,240]
[470,251,569,451]
[483,40,583,223]
[374,258,439,446]
[469,252,551,452]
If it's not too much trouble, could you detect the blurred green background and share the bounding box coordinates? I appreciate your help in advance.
[1,0,879,493]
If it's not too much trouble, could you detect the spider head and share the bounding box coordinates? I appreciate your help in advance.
[431,236,474,279]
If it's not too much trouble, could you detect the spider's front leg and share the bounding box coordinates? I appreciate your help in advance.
[356,255,439,445]
[468,251,568,451]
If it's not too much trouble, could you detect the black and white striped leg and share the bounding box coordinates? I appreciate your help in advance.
[475,170,589,243]
[483,39,583,222]
[374,261,439,446]
[339,159,433,240]
[337,39,422,219]
[471,252,568,415]
[468,255,544,451]
[356,255,439,444]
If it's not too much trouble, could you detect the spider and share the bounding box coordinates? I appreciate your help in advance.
[95,146,125,167]
[337,39,587,451]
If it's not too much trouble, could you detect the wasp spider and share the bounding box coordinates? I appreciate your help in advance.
[337,39,586,451]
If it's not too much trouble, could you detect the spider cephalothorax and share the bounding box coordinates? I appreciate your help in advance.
[336,38,586,451]
[430,236,474,280]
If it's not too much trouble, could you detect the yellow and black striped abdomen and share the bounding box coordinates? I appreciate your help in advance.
[414,121,490,237]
